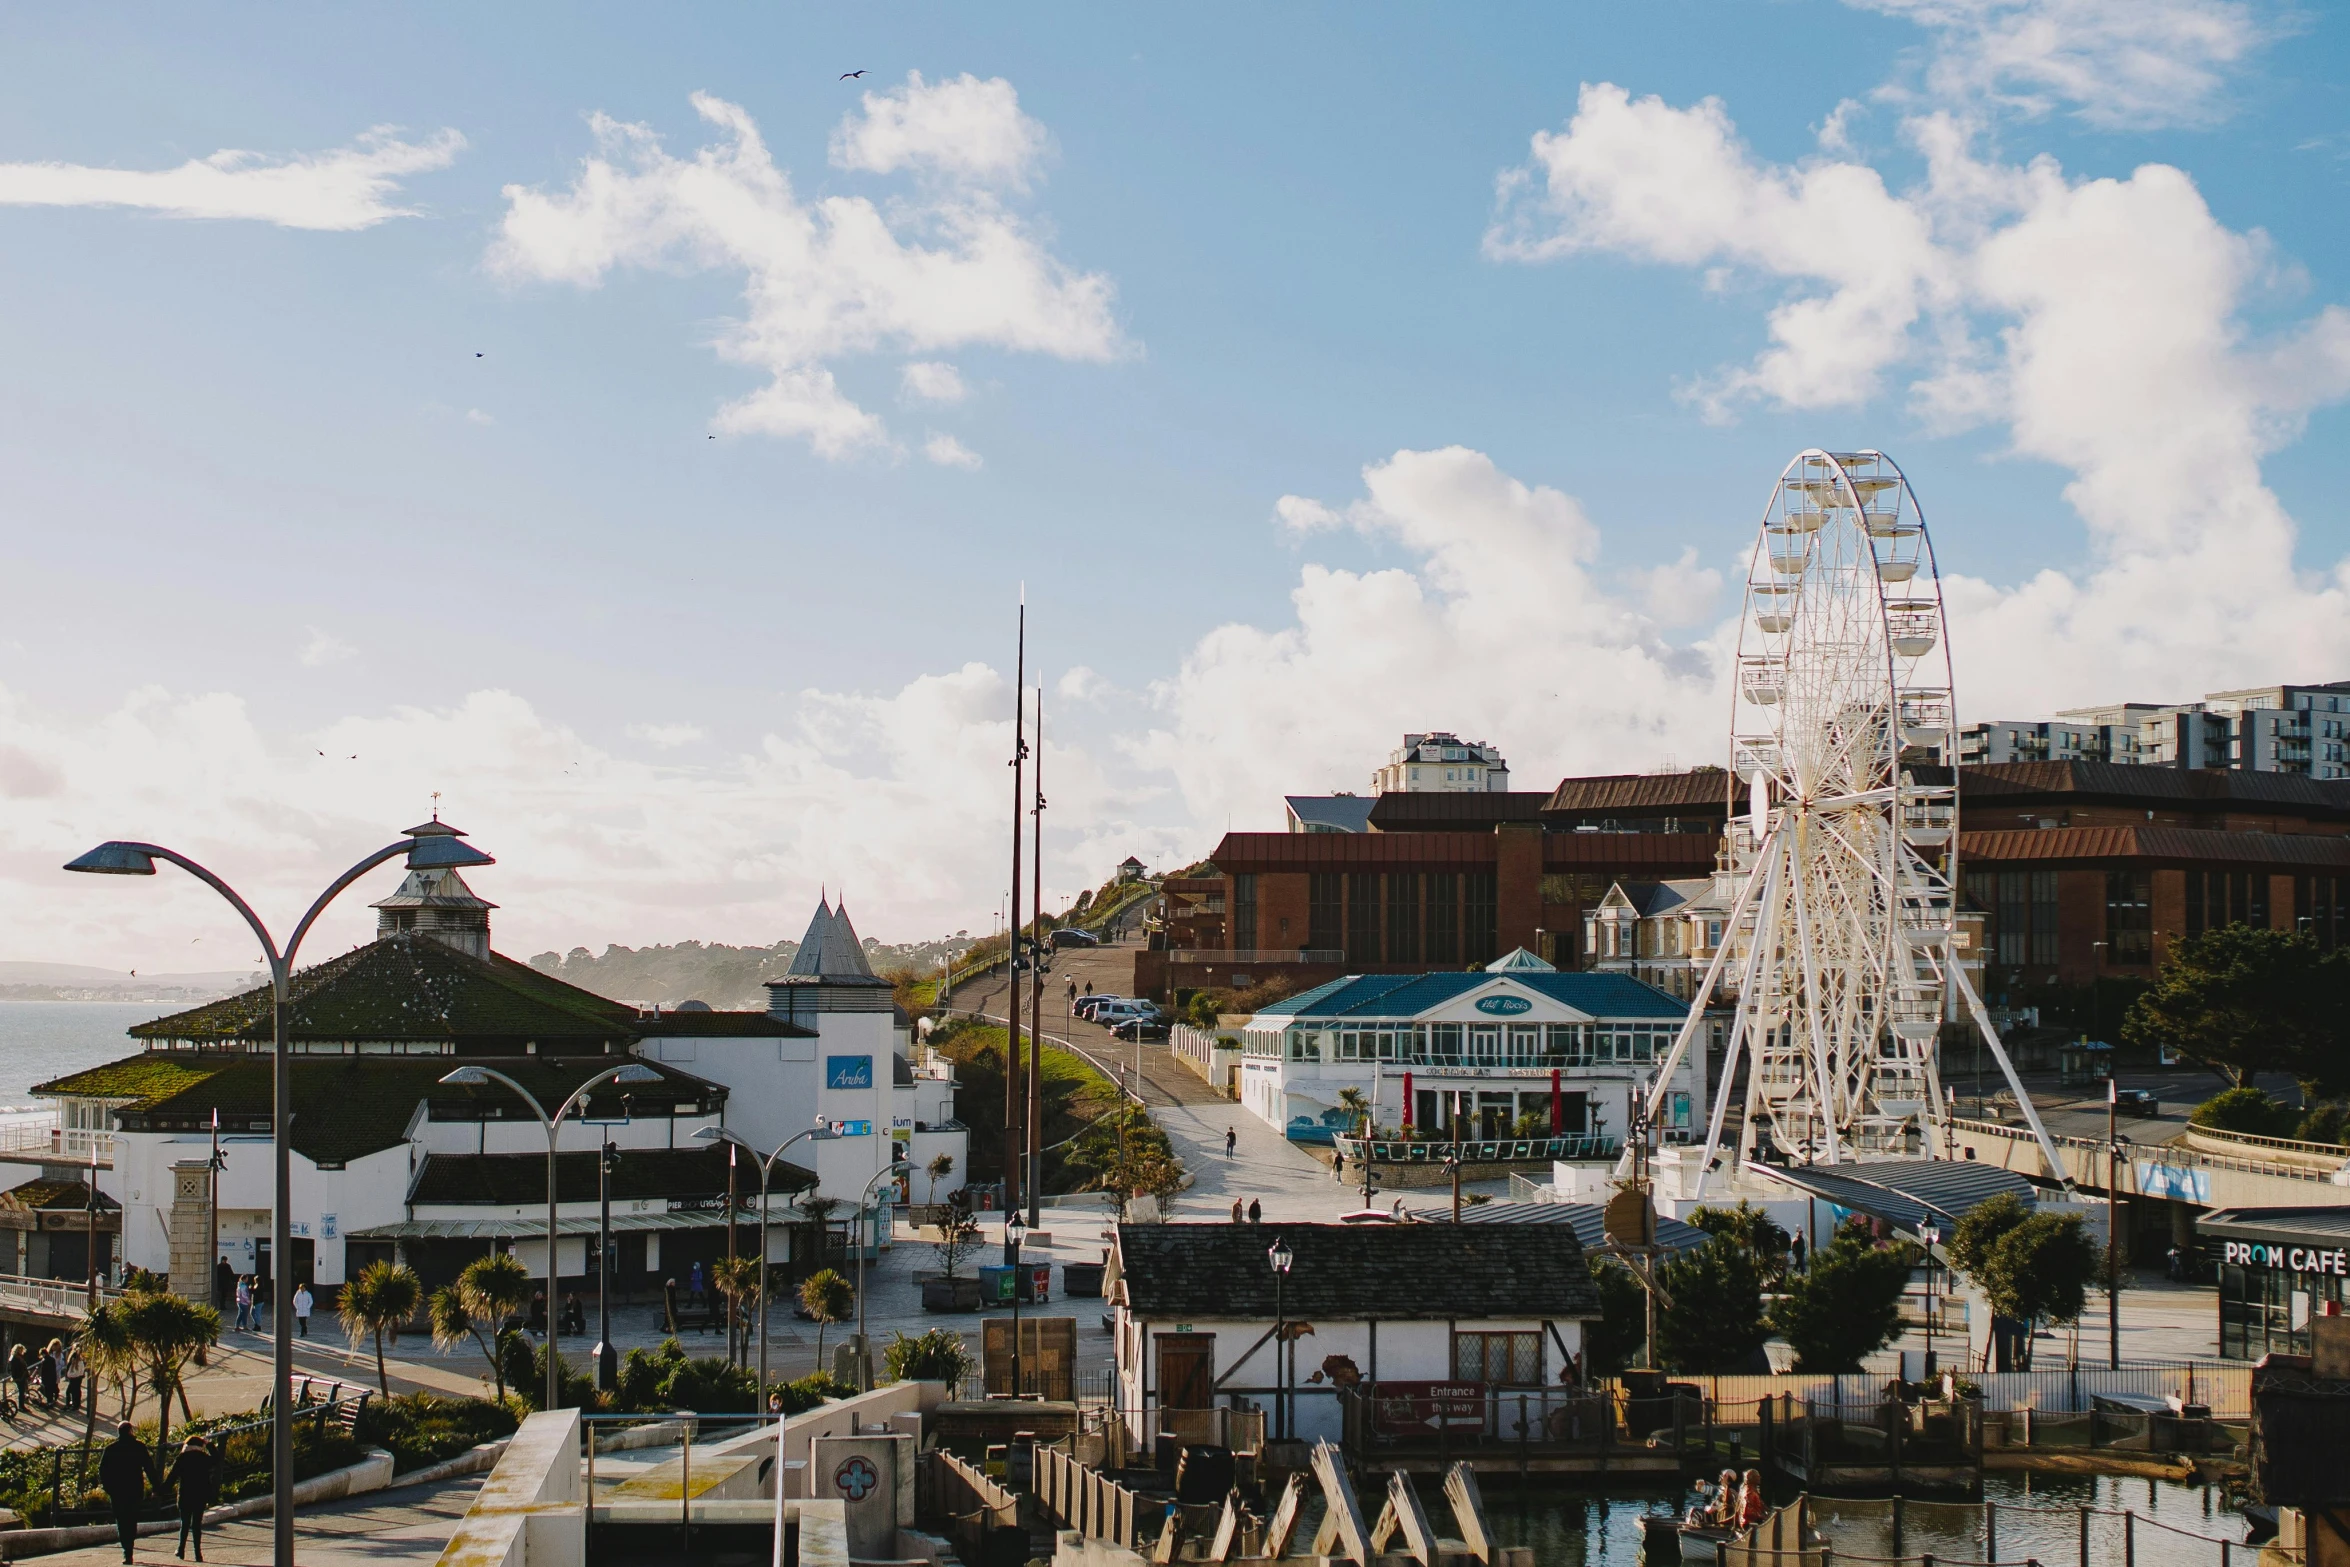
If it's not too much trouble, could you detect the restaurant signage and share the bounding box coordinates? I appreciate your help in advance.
[1474,995,1533,1016]
[2221,1239,2350,1276]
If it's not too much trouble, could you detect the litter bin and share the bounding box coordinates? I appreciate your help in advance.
[977,1265,1018,1305]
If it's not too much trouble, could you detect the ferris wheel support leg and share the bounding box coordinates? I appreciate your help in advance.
[1628,852,1772,1179]
[1691,1005,1750,1203]
[1694,842,1785,1200]
[1951,962,2072,1189]
[1786,833,1844,1165]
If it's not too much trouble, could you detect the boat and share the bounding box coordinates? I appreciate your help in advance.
[1639,1514,1735,1563]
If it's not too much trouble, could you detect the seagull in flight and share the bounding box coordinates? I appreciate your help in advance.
[840,69,866,79]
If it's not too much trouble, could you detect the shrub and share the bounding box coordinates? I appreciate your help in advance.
[2190,1086,2295,1138]
[1769,1226,1914,1372]
[612,1338,756,1414]
[769,1372,852,1414]
[1655,1237,1768,1373]
[353,1393,520,1474]
[883,1329,975,1394]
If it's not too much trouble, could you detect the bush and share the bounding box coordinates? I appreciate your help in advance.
[769,1372,852,1414]
[353,1393,520,1474]
[2294,1101,2348,1147]
[211,1418,364,1502]
[1656,1237,1768,1373]
[882,1329,975,1393]
[2190,1086,2296,1138]
[613,1338,757,1414]
[1769,1223,1914,1372]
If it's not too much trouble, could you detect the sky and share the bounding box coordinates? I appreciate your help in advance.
[4,1,2349,972]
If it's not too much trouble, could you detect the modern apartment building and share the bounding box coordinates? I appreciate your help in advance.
[1370,732,1511,793]
[1959,680,2350,780]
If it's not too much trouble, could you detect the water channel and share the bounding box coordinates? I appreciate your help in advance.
[1473,1474,2255,1567]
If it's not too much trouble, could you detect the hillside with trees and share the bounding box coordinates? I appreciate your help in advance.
[527,932,975,1008]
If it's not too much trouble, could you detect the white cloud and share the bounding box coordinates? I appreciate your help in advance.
[923,433,983,469]
[0,127,463,231]
[830,71,1048,189]
[298,629,356,668]
[465,408,495,426]
[627,723,704,748]
[900,361,967,404]
[1489,82,2350,720]
[1851,0,2273,129]
[1,672,1176,969]
[1139,447,1721,830]
[490,91,1121,459]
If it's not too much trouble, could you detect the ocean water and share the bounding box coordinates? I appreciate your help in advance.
[0,1000,155,1108]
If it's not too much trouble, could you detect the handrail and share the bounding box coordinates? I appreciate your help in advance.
[1948,1118,2339,1184]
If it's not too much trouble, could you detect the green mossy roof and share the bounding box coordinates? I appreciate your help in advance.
[34,1053,724,1168]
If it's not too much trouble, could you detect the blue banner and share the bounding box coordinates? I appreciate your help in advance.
[826,1055,873,1090]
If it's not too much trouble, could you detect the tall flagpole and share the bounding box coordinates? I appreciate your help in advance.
[1028,680,1046,1229]
[1005,597,1027,1218]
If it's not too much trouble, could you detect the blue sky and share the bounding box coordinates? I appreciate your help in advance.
[4,1,2348,968]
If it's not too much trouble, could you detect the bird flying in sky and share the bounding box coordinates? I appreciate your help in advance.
[840,70,865,79]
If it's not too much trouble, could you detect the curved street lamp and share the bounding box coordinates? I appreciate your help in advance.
[66,821,491,1567]
[694,1122,839,1397]
[440,1060,662,1411]
[853,1159,912,1391]
[1267,1235,1294,1439]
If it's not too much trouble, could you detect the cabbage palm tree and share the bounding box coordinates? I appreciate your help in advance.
[339,1261,423,1394]
[430,1251,532,1403]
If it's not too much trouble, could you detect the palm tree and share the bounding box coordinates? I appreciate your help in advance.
[339,1261,423,1394]
[118,1289,221,1436]
[798,1268,853,1371]
[430,1251,533,1403]
[798,1194,842,1270]
[78,1301,137,1444]
[924,1154,955,1206]
[1337,1087,1370,1133]
[710,1256,761,1369]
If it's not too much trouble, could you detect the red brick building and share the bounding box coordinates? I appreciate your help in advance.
[1136,762,2350,1003]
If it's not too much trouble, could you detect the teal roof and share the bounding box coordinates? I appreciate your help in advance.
[1253,971,1685,1022]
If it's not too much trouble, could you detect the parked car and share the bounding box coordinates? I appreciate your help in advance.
[2114,1088,2160,1117]
[1051,928,1101,950]
[1111,1017,1169,1042]
[1093,1003,1158,1028]
[1075,995,1136,1020]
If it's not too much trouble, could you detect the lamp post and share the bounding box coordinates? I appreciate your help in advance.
[853,1160,911,1391]
[694,1123,839,1398]
[1006,1208,1026,1398]
[1267,1235,1293,1439]
[594,1137,617,1391]
[2107,1077,2124,1370]
[1919,1223,1941,1377]
[440,1060,663,1411]
[66,821,491,1567]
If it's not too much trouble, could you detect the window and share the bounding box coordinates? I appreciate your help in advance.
[1425,873,1459,965]
[2185,870,2205,937]
[1464,873,1498,966]
[1469,1025,1501,1064]
[2104,870,2151,964]
[1996,872,2028,967]
[1545,1023,1585,1064]
[2030,871,2061,967]
[1348,875,1381,965]
[1453,1331,1541,1385]
[1387,873,1421,964]
[1428,1023,1462,1062]
[1510,1025,1541,1063]
[1234,874,1258,954]
[1288,1030,1317,1061]
[1309,874,1344,954]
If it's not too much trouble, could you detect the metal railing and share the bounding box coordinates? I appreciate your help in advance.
[0,1272,120,1320]
[0,1119,112,1163]
[1159,950,1343,964]
[1336,1133,1619,1164]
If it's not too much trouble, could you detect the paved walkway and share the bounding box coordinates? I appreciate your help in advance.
[32,1472,486,1567]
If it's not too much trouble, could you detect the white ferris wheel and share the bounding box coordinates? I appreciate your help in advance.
[1643,449,2065,1189]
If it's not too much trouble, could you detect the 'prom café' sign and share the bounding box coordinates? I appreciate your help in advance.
[2221,1239,2350,1275]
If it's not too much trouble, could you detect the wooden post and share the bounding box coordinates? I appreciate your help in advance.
[2078,1506,2089,1567]
[1986,1501,1997,1563]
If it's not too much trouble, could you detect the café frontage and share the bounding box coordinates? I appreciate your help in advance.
[2196,1205,2350,1361]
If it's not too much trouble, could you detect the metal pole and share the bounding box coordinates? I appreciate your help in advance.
[1011,1226,1024,1398]
[755,1153,772,1401]
[546,1112,562,1411]
[1006,602,1027,1216]
[727,1143,740,1370]
[596,1139,615,1391]
[271,960,294,1567]
[206,1108,220,1312]
[1274,1266,1284,1439]
[1029,681,1045,1230]
[2108,1080,2122,1369]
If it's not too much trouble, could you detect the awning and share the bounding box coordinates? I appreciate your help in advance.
[348,1209,819,1241]
[1753,1157,2037,1234]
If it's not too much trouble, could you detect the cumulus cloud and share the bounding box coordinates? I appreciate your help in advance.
[1137,447,1721,828]
[0,127,463,230]
[922,432,983,469]
[2,672,1178,969]
[900,361,967,404]
[1489,80,2350,720]
[830,71,1049,188]
[627,723,704,748]
[489,90,1121,458]
[298,629,356,668]
[1851,0,2273,129]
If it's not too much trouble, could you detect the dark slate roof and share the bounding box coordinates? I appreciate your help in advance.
[636,1010,807,1037]
[0,1180,120,1213]
[1759,1158,2036,1231]
[1433,1200,1707,1252]
[408,1145,814,1206]
[1959,826,2350,870]
[1252,971,1685,1022]
[1365,792,1550,831]
[779,898,888,986]
[1285,795,1377,833]
[2195,1207,2350,1245]
[34,1054,723,1167]
[131,935,643,1048]
[1115,1222,1602,1321]
[1960,760,2350,817]
[1542,772,1732,817]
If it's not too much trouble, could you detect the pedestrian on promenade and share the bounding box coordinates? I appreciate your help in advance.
[1224,1128,1236,1160]
[1332,1150,1345,1182]
[98,1421,149,1564]
[65,1343,86,1411]
[1230,1199,1243,1223]
[689,1260,706,1309]
[169,1433,218,1561]
[292,1282,313,1339]
[663,1278,680,1334]
[1247,1199,1261,1224]
[8,1343,31,1408]
[232,1276,253,1332]
[37,1339,60,1408]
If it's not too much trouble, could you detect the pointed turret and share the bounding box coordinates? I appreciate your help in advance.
[768,894,890,1022]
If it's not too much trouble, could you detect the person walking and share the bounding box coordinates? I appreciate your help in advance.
[169,1434,218,1561]
[98,1421,149,1564]
[64,1342,85,1412]
[689,1260,706,1310]
[1331,1149,1345,1182]
[36,1339,60,1409]
[292,1282,313,1339]
[1230,1198,1243,1224]
[7,1343,31,1410]
[232,1276,253,1333]
[1223,1128,1236,1161]
[662,1277,680,1334]
[1246,1199,1261,1225]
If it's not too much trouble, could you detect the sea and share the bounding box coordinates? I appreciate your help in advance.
[0,1000,155,1111]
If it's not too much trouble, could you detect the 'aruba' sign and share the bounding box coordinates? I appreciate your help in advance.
[1474,994,1533,1016]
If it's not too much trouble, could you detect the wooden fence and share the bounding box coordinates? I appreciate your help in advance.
[919,1449,1023,1567]
[1032,1445,1147,1550]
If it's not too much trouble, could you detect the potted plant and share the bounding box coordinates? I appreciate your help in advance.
[921,1207,986,1312]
